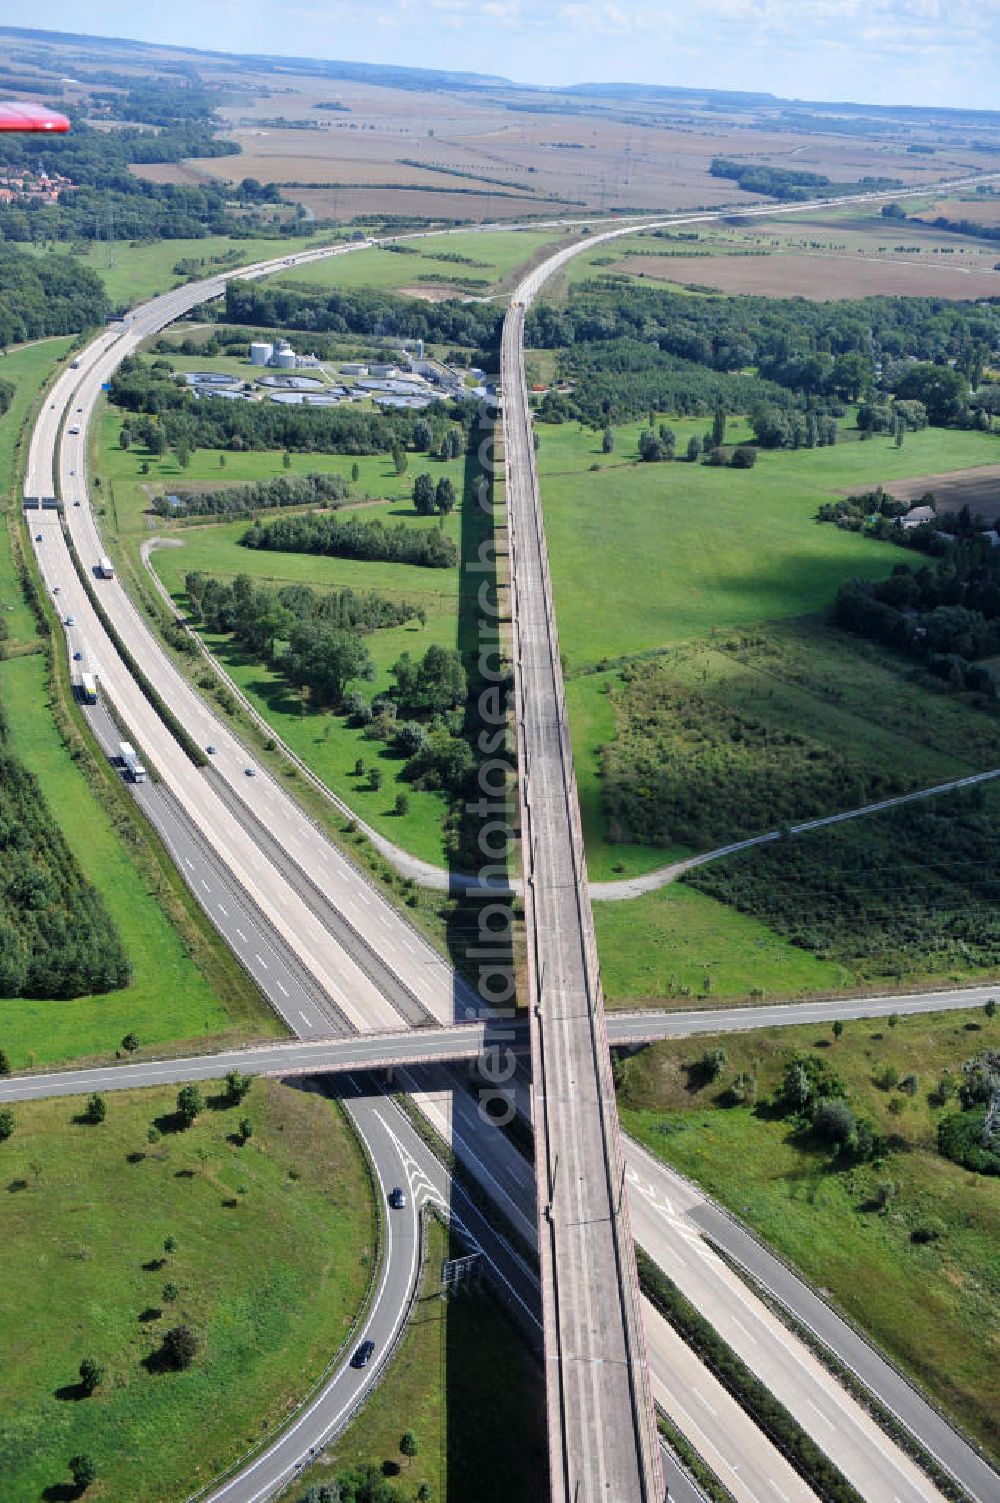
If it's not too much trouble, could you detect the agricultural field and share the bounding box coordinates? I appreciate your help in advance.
[617,1006,1000,1459]
[280,1215,546,1503]
[0,1080,375,1503]
[607,251,1000,300]
[191,73,973,221]
[271,226,567,297]
[858,462,1000,516]
[913,193,1000,227]
[556,208,1000,301]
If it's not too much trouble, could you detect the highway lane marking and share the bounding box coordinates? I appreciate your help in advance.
[693,1388,718,1418]
[298,1011,310,1027]
[200,879,211,892]
[277,980,289,996]
[184,857,194,869]
[236,929,248,943]
[807,1400,834,1428]
[728,1315,759,1347]
[217,904,228,918]
[255,954,269,970]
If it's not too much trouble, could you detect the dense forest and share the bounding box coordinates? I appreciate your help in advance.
[220,276,1000,428]
[0,115,248,243]
[241,511,458,568]
[834,535,1000,693]
[0,248,108,346]
[0,705,129,999]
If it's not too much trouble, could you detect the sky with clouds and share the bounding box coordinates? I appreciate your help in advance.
[17,0,1000,111]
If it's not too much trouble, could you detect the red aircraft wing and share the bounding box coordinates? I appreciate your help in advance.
[0,102,70,133]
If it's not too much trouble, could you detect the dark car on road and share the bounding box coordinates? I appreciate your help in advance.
[351,1339,375,1369]
[389,1186,406,1210]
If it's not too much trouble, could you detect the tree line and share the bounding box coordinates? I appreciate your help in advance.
[154,471,350,520]
[833,531,1000,693]
[241,512,458,569]
[711,155,900,202]
[0,740,129,1000]
[110,356,463,459]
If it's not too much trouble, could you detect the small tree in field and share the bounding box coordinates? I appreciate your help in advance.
[0,1048,10,1076]
[176,1085,203,1128]
[0,1107,14,1141]
[84,1093,106,1125]
[69,1454,97,1491]
[225,1069,252,1106]
[78,1357,104,1396]
[121,1032,139,1054]
[832,1019,844,1041]
[602,427,614,454]
[161,1324,199,1370]
[400,1431,419,1466]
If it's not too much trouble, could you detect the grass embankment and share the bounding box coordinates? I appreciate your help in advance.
[280,1215,547,1503]
[0,341,282,1067]
[271,227,566,296]
[618,1007,1000,1460]
[0,1079,376,1503]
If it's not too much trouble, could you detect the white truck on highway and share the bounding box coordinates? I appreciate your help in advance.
[119,741,147,783]
[97,556,114,579]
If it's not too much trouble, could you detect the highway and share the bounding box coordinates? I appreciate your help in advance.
[3,979,992,1102]
[19,187,1000,1500]
[503,295,662,1502]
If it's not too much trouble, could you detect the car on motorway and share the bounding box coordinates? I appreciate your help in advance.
[73,500,81,507]
[35,532,42,541]
[389,1186,406,1210]
[73,650,82,661]
[351,1339,375,1369]
[206,744,217,755]
[245,766,256,777]
[76,406,83,413]
[68,426,80,435]
[64,615,75,626]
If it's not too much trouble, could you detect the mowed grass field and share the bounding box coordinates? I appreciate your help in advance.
[271,226,567,295]
[618,1007,1000,1459]
[97,404,478,866]
[0,1080,375,1503]
[596,882,848,1006]
[537,416,1000,668]
[283,1215,547,1503]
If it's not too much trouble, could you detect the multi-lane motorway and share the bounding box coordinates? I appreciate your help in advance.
[18,189,1000,1502]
